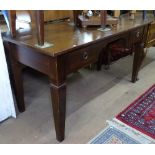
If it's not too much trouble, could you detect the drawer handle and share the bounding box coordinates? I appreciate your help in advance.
[136,31,140,38]
[83,52,88,60]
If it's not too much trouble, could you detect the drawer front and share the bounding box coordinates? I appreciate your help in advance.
[66,43,102,73]
[131,27,144,43]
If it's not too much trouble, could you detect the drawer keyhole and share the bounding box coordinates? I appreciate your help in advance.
[136,31,140,38]
[83,52,88,60]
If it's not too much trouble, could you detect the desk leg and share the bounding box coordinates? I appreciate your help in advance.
[132,43,145,83]
[49,57,66,142]
[50,83,66,142]
[11,62,25,112]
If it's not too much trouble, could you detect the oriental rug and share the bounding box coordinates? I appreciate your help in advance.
[116,84,155,140]
[89,125,140,144]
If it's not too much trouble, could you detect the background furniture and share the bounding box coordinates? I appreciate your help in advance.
[129,10,136,19]
[102,38,132,69]
[145,21,155,48]
[6,10,75,46]
[73,10,119,28]
[44,10,73,22]
[141,21,155,66]
[7,10,45,46]
[143,10,155,20]
[0,11,6,24]
[1,10,10,29]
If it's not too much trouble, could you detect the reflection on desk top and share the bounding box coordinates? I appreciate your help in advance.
[2,13,155,57]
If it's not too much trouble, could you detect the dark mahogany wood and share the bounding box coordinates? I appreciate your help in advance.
[132,42,145,83]
[35,10,44,46]
[50,83,66,141]
[11,61,25,112]
[2,12,154,142]
[48,56,67,141]
[7,43,25,112]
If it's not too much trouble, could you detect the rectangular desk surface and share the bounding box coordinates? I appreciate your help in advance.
[2,13,154,57]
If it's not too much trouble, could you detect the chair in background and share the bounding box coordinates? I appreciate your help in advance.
[99,38,132,70]
[5,10,44,47]
[6,10,74,47]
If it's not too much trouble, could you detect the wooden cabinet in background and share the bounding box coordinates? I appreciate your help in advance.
[15,10,74,25]
[44,10,73,22]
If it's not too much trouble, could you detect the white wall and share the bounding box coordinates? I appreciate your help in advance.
[0,31,16,122]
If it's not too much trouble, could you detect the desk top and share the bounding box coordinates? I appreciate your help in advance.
[2,13,154,57]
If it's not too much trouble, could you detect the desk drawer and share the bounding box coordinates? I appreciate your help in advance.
[66,44,101,73]
[131,27,144,43]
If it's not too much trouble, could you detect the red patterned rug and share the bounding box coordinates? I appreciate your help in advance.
[116,84,155,139]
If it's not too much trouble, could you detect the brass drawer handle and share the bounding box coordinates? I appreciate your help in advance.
[136,31,140,38]
[83,52,88,60]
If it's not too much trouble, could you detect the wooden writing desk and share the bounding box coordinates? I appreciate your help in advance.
[2,13,154,142]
